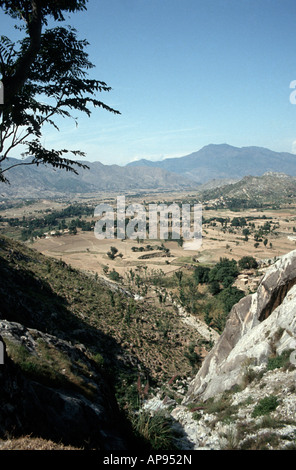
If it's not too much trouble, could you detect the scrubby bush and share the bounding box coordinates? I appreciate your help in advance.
[209,258,239,287]
[108,269,121,282]
[252,395,279,418]
[218,286,245,313]
[238,256,258,270]
[107,246,118,260]
[194,265,210,284]
[267,350,293,371]
[131,411,177,450]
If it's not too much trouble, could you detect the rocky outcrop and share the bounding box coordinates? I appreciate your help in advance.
[170,364,296,450]
[0,321,127,450]
[185,250,296,403]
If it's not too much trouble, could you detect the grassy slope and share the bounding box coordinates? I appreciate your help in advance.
[0,235,201,413]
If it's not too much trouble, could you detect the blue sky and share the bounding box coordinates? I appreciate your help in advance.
[1,0,296,165]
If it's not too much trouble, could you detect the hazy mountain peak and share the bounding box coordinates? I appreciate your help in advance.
[127,143,296,184]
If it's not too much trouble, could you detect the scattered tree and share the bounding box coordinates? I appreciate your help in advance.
[107,246,118,260]
[193,265,210,284]
[175,270,183,285]
[208,280,221,295]
[238,256,258,270]
[208,257,238,287]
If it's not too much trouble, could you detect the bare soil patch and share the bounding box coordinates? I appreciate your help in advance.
[31,205,296,279]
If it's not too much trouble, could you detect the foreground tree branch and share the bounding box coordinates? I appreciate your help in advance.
[0,0,120,183]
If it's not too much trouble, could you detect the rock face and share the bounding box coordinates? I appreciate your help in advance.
[0,321,126,450]
[185,250,296,403]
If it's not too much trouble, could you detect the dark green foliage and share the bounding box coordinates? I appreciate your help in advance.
[242,228,250,239]
[194,265,210,284]
[107,246,118,260]
[208,280,221,295]
[231,217,247,227]
[252,395,280,418]
[108,269,121,282]
[171,257,246,334]
[0,0,88,22]
[208,257,239,287]
[218,286,245,313]
[9,204,95,240]
[238,256,258,270]
[267,350,293,371]
[203,304,213,326]
[174,271,183,285]
[184,343,201,369]
[202,283,244,333]
[131,411,177,451]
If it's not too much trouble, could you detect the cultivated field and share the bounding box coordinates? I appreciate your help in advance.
[24,195,296,281]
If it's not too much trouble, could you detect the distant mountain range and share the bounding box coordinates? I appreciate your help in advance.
[0,157,196,198]
[1,143,296,198]
[127,144,296,183]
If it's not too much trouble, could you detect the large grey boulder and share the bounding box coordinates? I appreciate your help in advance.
[0,321,127,450]
[185,250,296,403]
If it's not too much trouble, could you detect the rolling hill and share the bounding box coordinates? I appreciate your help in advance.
[2,143,296,198]
[199,172,296,205]
[0,157,197,199]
